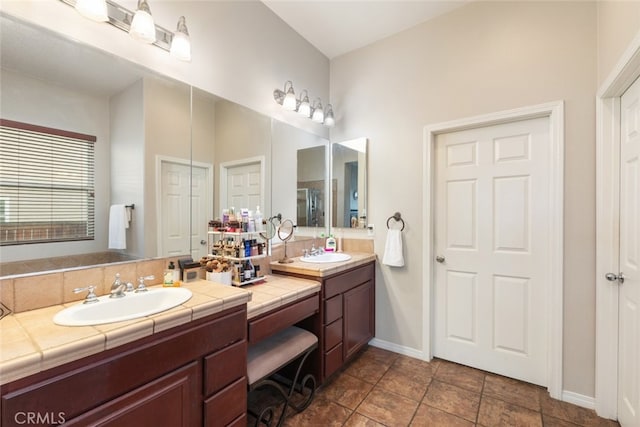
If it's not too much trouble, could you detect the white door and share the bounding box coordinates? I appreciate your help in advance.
[160,161,210,259]
[434,117,550,386]
[225,162,261,211]
[190,165,209,260]
[161,161,191,256]
[618,76,640,427]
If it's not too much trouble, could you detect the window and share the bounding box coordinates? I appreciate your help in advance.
[0,119,96,245]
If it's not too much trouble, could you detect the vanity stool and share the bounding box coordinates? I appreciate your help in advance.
[247,326,318,427]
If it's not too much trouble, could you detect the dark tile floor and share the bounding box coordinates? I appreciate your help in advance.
[249,346,620,427]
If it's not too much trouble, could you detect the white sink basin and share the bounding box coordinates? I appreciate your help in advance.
[53,287,193,326]
[299,252,352,263]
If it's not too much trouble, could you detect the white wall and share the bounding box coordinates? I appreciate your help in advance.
[110,80,144,257]
[330,1,598,397]
[0,69,111,262]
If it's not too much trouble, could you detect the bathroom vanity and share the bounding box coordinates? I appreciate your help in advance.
[0,305,247,427]
[270,253,376,383]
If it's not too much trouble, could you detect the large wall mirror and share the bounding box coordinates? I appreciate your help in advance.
[0,12,364,278]
[0,13,190,272]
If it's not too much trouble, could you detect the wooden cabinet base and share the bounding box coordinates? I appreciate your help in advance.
[1,306,247,427]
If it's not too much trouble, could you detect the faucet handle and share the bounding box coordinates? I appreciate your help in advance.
[302,249,309,258]
[125,282,135,292]
[73,285,99,304]
[135,275,155,293]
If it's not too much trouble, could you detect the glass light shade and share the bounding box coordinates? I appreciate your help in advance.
[282,87,297,110]
[75,0,109,22]
[298,92,311,117]
[129,1,156,44]
[312,103,324,123]
[170,32,191,61]
[298,100,311,117]
[170,17,191,61]
[324,105,335,127]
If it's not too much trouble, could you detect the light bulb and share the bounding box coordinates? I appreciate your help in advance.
[75,0,108,22]
[312,102,324,123]
[129,0,156,44]
[282,84,297,110]
[170,16,191,61]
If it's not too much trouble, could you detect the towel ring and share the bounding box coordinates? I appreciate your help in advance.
[386,212,405,231]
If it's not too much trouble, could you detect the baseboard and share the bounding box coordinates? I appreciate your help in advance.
[368,338,427,360]
[561,391,595,410]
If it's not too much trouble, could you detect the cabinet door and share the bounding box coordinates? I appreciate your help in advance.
[343,281,374,360]
[62,362,200,427]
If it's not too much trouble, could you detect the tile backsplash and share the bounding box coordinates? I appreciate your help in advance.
[0,238,374,314]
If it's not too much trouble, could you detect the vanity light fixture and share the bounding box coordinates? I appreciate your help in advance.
[129,0,156,43]
[297,90,311,117]
[74,0,108,22]
[170,16,191,61]
[273,81,335,126]
[311,99,324,123]
[61,0,191,61]
[324,104,335,127]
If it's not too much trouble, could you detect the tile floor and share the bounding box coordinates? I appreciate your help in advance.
[248,346,620,427]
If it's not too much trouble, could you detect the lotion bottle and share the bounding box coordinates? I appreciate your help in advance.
[325,235,337,252]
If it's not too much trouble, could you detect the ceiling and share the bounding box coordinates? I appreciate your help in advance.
[262,0,469,59]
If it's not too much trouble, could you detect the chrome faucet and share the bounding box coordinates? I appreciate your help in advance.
[135,275,155,293]
[109,273,127,298]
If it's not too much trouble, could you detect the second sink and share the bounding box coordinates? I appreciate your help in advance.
[299,252,352,263]
[54,287,193,326]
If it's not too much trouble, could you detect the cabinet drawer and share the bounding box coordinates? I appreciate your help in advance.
[248,293,319,343]
[204,340,247,397]
[324,343,343,379]
[204,377,247,427]
[325,262,374,298]
[324,318,342,350]
[324,294,342,324]
[227,413,247,427]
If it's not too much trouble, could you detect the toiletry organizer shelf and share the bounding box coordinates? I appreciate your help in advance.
[207,230,267,286]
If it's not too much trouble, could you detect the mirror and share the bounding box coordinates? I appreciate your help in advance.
[331,138,368,229]
[271,120,329,235]
[0,13,192,273]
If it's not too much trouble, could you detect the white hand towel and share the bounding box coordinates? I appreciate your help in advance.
[108,204,128,250]
[382,228,404,267]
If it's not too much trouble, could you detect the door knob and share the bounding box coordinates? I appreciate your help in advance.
[436,256,445,263]
[605,272,625,284]
[200,240,207,245]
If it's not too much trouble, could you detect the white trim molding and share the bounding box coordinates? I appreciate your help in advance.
[422,101,565,399]
[595,29,640,420]
[368,338,425,360]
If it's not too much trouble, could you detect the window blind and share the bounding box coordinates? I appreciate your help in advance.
[0,119,96,245]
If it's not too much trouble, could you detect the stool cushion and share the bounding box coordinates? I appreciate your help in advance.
[247,326,318,386]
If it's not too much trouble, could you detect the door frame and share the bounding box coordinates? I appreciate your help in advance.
[422,101,565,400]
[595,30,640,420]
[218,155,266,215]
[155,155,213,256]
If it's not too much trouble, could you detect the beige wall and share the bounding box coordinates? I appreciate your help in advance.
[597,0,640,86]
[330,1,598,396]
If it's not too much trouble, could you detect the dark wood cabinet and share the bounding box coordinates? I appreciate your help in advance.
[322,262,375,380]
[1,305,247,427]
[274,260,375,383]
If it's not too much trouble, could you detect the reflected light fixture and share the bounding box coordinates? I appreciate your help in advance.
[311,99,324,123]
[170,16,191,61]
[75,0,108,22]
[297,90,311,117]
[129,0,156,44]
[324,104,335,127]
